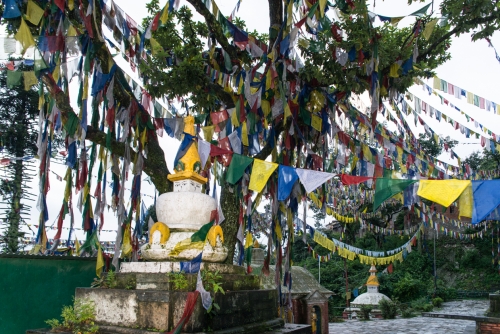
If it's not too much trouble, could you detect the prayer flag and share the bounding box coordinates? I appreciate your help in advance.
[471,180,500,224]
[248,159,278,192]
[295,168,335,194]
[170,221,213,256]
[226,154,253,184]
[26,0,45,25]
[180,252,203,273]
[417,180,470,208]
[15,18,36,51]
[278,165,299,201]
[373,178,418,210]
[196,270,212,310]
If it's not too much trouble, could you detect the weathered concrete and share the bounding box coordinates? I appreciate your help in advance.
[114,271,260,291]
[75,287,279,332]
[488,293,500,317]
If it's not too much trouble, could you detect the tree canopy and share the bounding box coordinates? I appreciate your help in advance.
[1,0,499,262]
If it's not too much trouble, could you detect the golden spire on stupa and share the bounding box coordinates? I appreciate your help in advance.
[167,115,208,184]
[366,264,380,287]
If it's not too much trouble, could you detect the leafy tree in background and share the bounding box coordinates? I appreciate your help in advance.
[0,64,39,253]
[464,149,500,173]
[1,0,499,261]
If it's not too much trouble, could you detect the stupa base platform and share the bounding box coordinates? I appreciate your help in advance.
[74,288,281,333]
[116,262,260,291]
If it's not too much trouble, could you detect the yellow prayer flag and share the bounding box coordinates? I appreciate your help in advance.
[417,180,471,208]
[75,235,81,254]
[23,71,38,91]
[458,183,473,218]
[150,37,163,55]
[248,159,278,192]
[389,63,400,78]
[423,19,438,40]
[68,0,75,10]
[121,227,132,258]
[26,0,45,25]
[244,232,253,249]
[15,18,36,52]
[319,0,327,17]
[159,5,169,25]
[202,125,215,141]
[96,245,104,278]
[311,114,322,132]
[241,121,249,146]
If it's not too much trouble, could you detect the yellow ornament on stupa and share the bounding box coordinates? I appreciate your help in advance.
[167,115,207,185]
[366,264,380,287]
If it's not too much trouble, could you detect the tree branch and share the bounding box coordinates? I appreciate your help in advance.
[185,0,240,60]
[417,14,499,62]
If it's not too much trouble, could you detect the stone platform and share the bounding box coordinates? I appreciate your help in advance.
[75,288,279,332]
[116,262,260,291]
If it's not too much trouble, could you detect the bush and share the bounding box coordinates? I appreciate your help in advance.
[379,299,398,319]
[393,273,425,302]
[432,297,443,308]
[360,304,372,320]
[45,298,99,334]
[422,303,434,312]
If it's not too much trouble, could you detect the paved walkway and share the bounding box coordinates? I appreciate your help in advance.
[328,300,489,333]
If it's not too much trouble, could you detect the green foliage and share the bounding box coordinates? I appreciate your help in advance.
[393,273,426,301]
[0,64,39,253]
[45,298,99,334]
[91,270,118,289]
[398,302,413,318]
[432,297,443,308]
[201,270,225,314]
[169,271,189,290]
[359,304,372,320]
[464,149,500,173]
[418,133,458,157]
[379,299,398,319]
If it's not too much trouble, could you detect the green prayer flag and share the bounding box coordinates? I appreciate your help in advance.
[410,3,431,17]
[191,221,214,242]
[226,154,254,184]
[7,70,22,88]
[373,178,418,210]
[64,112,80,137]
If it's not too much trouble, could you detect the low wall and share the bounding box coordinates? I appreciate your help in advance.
[0,254,96,334]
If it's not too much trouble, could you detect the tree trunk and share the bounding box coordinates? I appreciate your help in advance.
[268,0,283,48]
[220,182,240,265]
[6,159,24,253]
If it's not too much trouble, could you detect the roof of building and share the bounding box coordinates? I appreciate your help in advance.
[254,265,334,298]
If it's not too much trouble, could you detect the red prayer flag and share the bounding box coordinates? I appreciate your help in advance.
[340,174,373,185]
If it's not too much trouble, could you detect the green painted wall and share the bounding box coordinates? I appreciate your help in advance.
[0,254,96,334]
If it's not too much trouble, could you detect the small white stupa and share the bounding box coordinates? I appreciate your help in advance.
[140,115,227,262]
[345,264,391,319]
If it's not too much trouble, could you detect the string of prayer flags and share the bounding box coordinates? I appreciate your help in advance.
[417,180,470,208]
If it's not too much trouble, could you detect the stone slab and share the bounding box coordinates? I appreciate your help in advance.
[120,262,246,275]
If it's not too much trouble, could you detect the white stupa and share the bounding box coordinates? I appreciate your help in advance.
[345,264,391,318]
